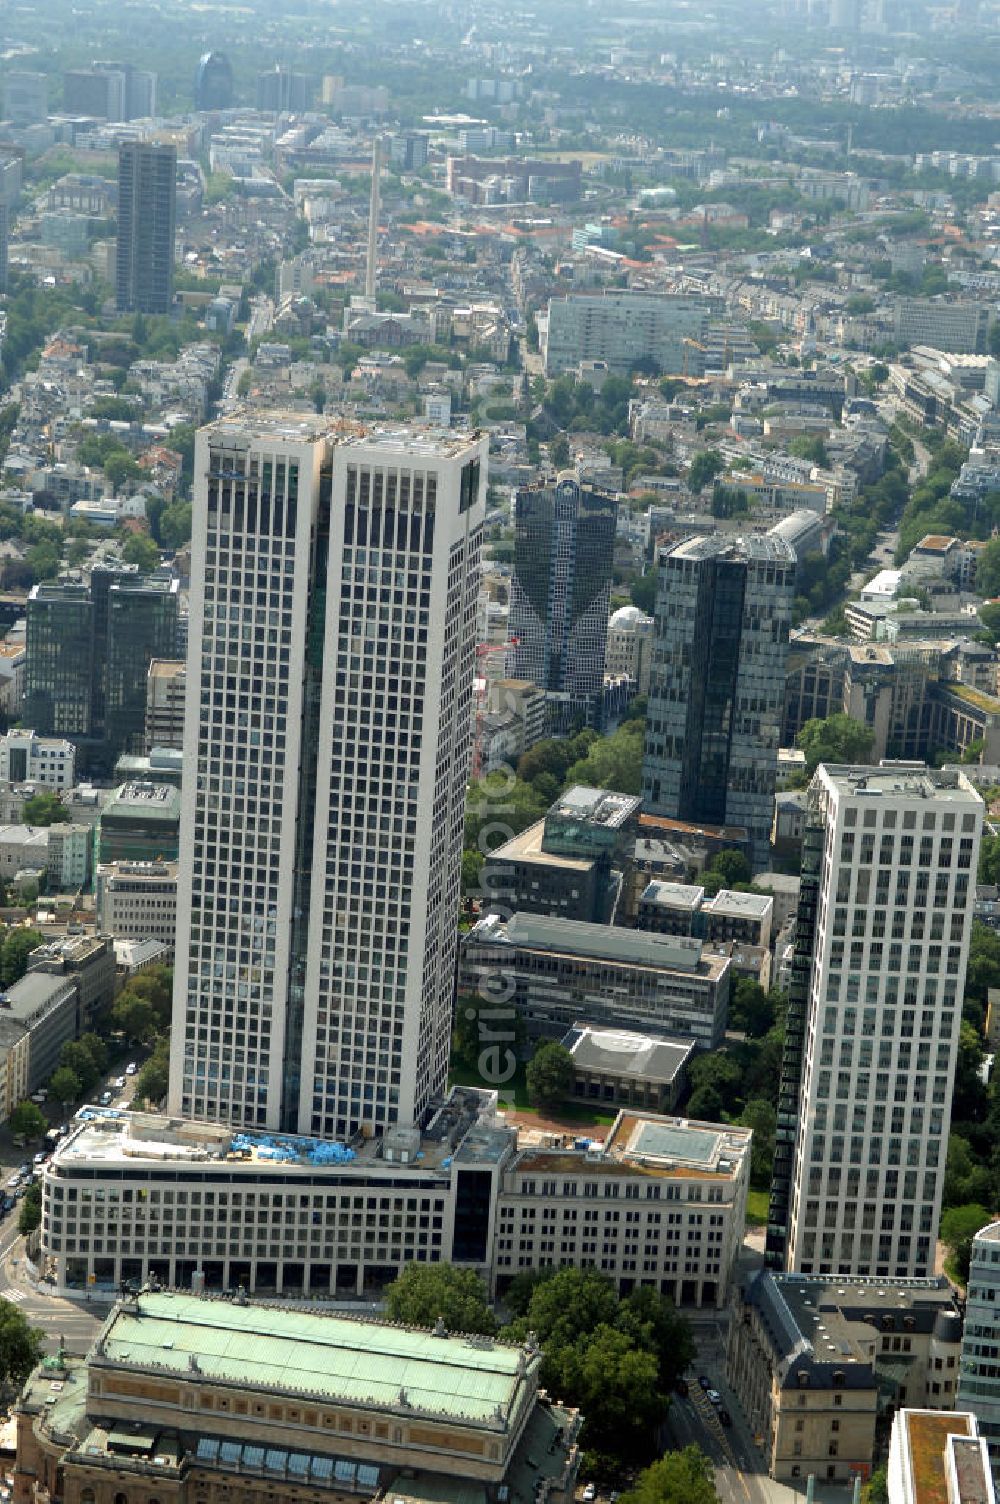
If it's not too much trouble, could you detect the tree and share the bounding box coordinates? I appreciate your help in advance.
[121,534,161,573]
[79,1032,109,1075]
[48,1066,81,1108]
[728,980,777,1039]
[738,1099,777,1189]
[9,1101,45,1140]
[864,1465,889,1504]
[133,1036,169,1107]
[159,501,192,548]
[0,1299,43,1390]
[526,1041,575,1108]
[543,1323,664,1454]
[385,1263,497,1335]
[465,775,549,856]
[563,721,644,796]
[617,1285,696,1392]
[687,451,724,493]
[0,929,42,987]
[940,1203,992,1284]
[111,993,158,1044]
[58,1041,99,1097]
[549,435,570,469]
[17,1183,41,1236]
[21,792,69,826]
[796,713,875,774]
[621,1449,719,1504]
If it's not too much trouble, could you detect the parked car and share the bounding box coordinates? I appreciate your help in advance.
[708,1390,722,1407]
[113,1077,126,1090]
[698,1376,712,1391]
[99,1091,113,1106]
[125,1062,137,1076]
[582,1486,597,1503]
[718,1409,732,1428]
[32,1152,47,1166]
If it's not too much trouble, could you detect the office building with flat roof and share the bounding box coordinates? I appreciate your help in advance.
[96,860,178,946]
[888,1409,996,1504]
[460,911,730,1048]
[768,765,983,1280]
[144,657,186,751]
[642,534,795,873]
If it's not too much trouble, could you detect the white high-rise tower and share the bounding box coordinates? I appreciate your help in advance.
[170,418,486,1136]
[776,764,982,1280]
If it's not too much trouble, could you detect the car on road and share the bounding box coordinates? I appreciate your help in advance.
[125,1062,137,1076]
[698,1376,712,1391]
[718,1409,732,1427]
[707,1390,722,1407]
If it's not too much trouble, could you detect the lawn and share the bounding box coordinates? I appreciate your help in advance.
[449,1060,617,1127]
[745,1189,769,1228]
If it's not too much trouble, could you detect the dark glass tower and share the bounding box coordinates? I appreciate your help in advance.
[194,51,234,111]
[116,142,176,314]
[508,475,617,728]
[641,534,795,871]
[25,571,179,771]
[24,583,95,737]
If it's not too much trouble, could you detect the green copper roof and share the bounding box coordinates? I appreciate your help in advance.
[98,1293,533,1428]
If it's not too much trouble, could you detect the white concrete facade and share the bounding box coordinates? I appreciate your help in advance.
[786,765,983,1279]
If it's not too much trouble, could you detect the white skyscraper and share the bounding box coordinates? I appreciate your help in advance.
[170,418,485,1136]
[776,764,982,1280]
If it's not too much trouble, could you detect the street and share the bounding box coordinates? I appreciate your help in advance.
[0,1207,107,1357]
[670,1317,864,1504]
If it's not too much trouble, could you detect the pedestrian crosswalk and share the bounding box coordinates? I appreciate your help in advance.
[0,1287,26,1304]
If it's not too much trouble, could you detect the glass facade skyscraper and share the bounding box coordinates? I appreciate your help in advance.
[25,570,179,771]
[641,533,795,872]
[508,476,617,728]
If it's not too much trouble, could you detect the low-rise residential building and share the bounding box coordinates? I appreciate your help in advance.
[95,859,178,945]
[495,1111,750,1309]
[728,1272,964,1485]
[14,1292,581,1504]
[460,911,731,1048]
[957,1218,1000,1485]
[887,1409,996,1504]
[0,730,75,788]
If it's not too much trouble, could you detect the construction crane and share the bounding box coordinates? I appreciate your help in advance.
[472,639,519,781]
